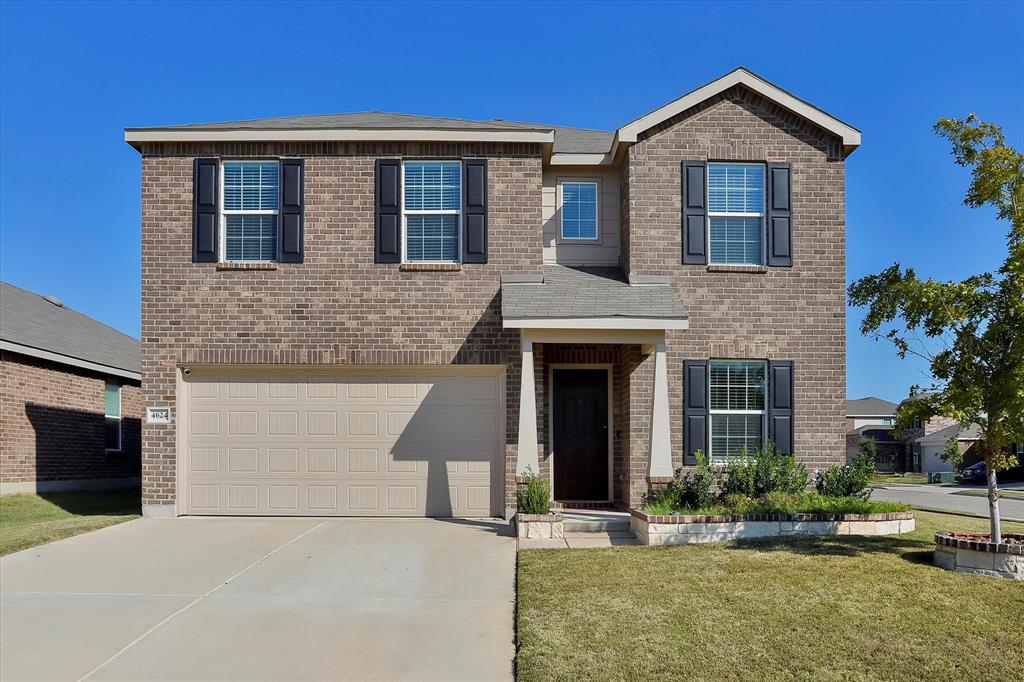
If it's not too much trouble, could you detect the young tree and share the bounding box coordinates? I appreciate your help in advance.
[848,115,1024,541]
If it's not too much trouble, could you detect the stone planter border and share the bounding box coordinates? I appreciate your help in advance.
[933,532,1023,580]
[630,508,915,545]
[515,513,564,539]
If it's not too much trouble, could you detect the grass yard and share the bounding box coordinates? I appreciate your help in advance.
[517,511,1024,681]
[870,472,930,486]
[0,489,140,556]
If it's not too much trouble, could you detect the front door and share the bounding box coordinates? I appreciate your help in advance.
[553,369,609,501]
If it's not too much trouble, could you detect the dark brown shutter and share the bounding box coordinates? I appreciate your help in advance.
[463,159,488,263]
[279,159,304,263]
[683,360,709,464]
[375,159,401,263]
[767,163,792,267]
[681,160,707,264]
[192,158,218,263]
[768,360,795,454]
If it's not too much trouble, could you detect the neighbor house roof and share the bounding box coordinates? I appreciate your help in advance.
[846,396,898,417]
[501,265,688,329]
[124,67,859,160]
[917,423,982,445]
[0,281,140,381]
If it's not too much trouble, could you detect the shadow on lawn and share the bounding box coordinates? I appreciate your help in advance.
[726,533,935,565]
[38,488,141,516]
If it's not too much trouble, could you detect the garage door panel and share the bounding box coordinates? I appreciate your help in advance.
[183,368,502,517]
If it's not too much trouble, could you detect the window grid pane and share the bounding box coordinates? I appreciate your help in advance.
[709,217,762,264]
[406,215,459,262]
[223,162,279,211]
[404,161,461,211]
[711,414,763,460]
[104,383,120,418]
[226,215,277,261]
[708,164,764,213]
[561,182,598,239]
[709,361,765,411]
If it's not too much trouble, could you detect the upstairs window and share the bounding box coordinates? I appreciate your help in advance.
[222,161,279,262]
[560,181,598,240]
[708,360,766,460]
[403,161,461,263]
[708,163,764,265]
[104,382,121,452]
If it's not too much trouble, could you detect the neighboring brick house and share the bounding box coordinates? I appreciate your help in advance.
[845,396,901,471]
[124,67,860,518]
[1,282,141,494]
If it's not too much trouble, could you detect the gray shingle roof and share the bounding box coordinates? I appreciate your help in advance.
[846,396,898,417]
[130,111,615,155]
[0,281,140,375]
[919,423,982,444]
[501,266,687,321]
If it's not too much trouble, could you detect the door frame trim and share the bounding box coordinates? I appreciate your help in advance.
[548,364,614,503]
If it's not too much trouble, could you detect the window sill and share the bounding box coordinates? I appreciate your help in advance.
[706,264,768,274]
[399,263,462,272]
[216,262,279,271]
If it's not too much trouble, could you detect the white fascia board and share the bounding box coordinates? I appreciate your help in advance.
[124,128,555,145]
[549,153,613,166]
[0,340,141,381]
[616,68,861,149]
[503,317,689,330]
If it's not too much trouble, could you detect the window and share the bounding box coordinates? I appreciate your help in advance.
[403,160,461,263]
[104,382,121,451]
[560,181,598,240]
[707,163,764,265]
[222,161,279,262]
[709,360,766,460]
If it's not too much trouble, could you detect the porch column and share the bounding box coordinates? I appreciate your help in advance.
[516,338,540,476]
[649,339,673,478]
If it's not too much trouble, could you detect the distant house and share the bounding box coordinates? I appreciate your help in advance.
[0,281,141,494]
[914,422,981,475]
[845,397,901,471]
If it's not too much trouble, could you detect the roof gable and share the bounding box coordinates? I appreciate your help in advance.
[615,67,861,156]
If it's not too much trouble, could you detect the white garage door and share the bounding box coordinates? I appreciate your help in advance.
[180,367,503,517]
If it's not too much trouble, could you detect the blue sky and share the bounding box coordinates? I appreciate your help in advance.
[1,1,1021,403]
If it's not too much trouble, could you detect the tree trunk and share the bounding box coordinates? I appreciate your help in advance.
[987,462,1002,543]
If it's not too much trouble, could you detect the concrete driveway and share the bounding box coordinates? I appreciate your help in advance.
[1,517,515,681]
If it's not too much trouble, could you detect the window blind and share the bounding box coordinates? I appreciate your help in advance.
[561,182,598,239]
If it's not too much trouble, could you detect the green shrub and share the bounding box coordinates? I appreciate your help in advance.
[720,493,756,514]
[643,487,678,516]
[719,442,809,498]
[673,451,718,509]
[815,451,876,499]
[516,469,551,515]
[755,491,802,514]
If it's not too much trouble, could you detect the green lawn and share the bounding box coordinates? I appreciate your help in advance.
[0,489,140,556]
[870,472,930,486]
[517,511,1024,681]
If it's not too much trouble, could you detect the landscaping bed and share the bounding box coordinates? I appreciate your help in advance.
[934,531,1023,579]
[632,508,915,545]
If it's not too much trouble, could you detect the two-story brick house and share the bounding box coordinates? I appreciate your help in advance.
[126,68,859,518]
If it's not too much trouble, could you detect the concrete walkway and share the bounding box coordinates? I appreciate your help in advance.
[872,484,1024,521]
[1,517,515,681]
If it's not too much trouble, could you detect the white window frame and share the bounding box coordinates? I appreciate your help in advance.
[558,179,600,242]
[707,359,767,463]
[219,160,280,263]
[401,160,463,264]
[104,382,122,453]
[706,162,766,266]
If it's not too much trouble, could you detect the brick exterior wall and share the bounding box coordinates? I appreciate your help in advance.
[0,351,141,487]
[139,142,543,511]
[621,86,848,505]
[137,82,851,513]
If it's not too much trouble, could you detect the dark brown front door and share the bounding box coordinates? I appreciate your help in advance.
[553,369,609,501]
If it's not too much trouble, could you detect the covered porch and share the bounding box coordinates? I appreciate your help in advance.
[502,266,688,511]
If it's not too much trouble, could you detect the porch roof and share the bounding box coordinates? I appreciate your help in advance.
[501,265,688,329]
